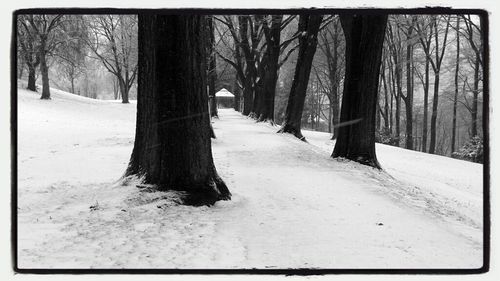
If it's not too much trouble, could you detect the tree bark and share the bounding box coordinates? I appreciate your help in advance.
[403,34,414,150]
[207,16,218,118]
[429,73,440,154]
[39,37,51,99]
[119,78,130,103]
[332,15,387,168]
[237,16,258,117]
[242,80,253,115]
[126,14,231,206]
[381,60,390,131]
[422,58,430,152]
[471,55,480,137]
[233,78,241,111]
[254,15,282,123]
[451,17,460,153]
[27,66,37,92]
[278,15,323,140]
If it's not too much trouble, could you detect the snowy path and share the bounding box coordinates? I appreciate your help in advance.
[17,89,482,269]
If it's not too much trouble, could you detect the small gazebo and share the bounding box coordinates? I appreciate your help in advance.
[215,88,235,109]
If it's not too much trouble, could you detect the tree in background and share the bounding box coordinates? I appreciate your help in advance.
[84,15,138,103]
[55,16,88,94]
[278,15,323,140]
[126,14,231,206]
[414,16,434,152]
[451,16,461,153]
[416,15,451,154]
[21,15,64,99]
[206,16,219,118]
[332,14,387,168]
[316,17,345,139]
[18,15,40,92]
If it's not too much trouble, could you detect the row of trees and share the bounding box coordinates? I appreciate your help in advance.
[18,14,483,159]
[17,13,485,205]
[215,14,484,160]
[17,15,138,102]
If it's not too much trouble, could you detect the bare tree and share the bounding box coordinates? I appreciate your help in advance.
[416,15,451,154]
[17,15,40,92]
[84,15,138,103]
[332,15,387,168]
[126,14,230,205]
[278,15,323,140]
[21,15,64,99]
[451,16,460,153]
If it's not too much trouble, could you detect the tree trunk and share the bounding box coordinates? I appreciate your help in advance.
[382,63,390,130]
[242,81,253,115]
[255,15,283,123]
[39,37,51,99]
[238,16,258,117]
[27,65,37,92]
[394,58,402,145]
[18,63,25,79]
[119,78,130,103]
[126,14,230,206]
[70,76,75,94]
[332,15,387,168]
[422,58,430,152]
[451,17,460,153]
[471,55,480,137]
[233,78,241,112]
[429,73,440,154]
[331,85,340,139]
[278,15,323,140]
[404,37,414,150]
[207,16,218,118]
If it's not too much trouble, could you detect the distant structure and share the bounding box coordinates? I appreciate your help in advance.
[215,88,234,109]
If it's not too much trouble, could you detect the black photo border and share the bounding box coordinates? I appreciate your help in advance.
[10,7,490,275]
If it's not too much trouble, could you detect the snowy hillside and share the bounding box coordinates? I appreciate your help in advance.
[17,87,483,269]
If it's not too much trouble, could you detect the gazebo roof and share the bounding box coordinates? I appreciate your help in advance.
[215,88,234,98]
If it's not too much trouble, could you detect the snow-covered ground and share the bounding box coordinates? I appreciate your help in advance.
[17,86,483,269]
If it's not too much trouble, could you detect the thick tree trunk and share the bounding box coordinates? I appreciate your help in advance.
[278,15,323,140]
[39,38,51,99]
[242,81,253,115]
[233,79,241,112]
[332,15,387,168]
[238,16,258,117]
[429,73,440,154]
[27,66,37,92]
[126,14,231,206]
[250,81,262,118]
[255,15,283,123]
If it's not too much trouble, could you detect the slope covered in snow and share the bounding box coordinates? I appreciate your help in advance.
[17,87,483,269]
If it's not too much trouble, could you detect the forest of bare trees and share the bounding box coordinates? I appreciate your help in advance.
[17,15,138,102]
[213,13,484,162]
[17,13,485,165]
